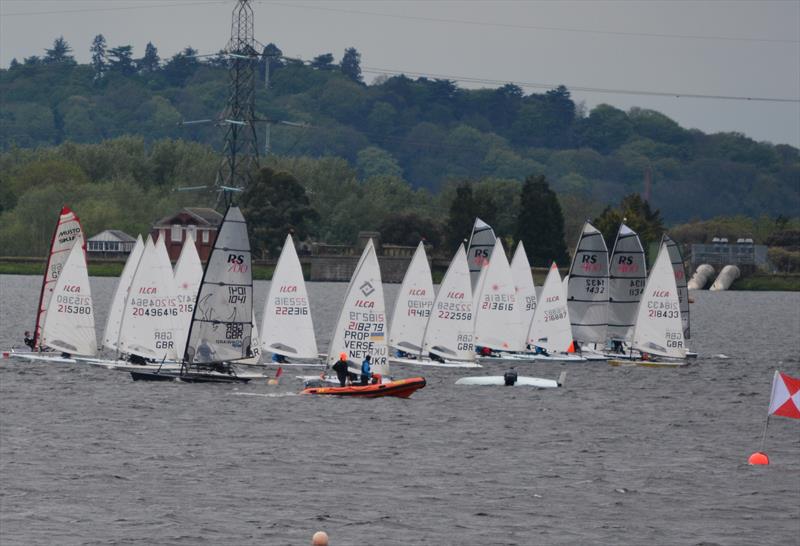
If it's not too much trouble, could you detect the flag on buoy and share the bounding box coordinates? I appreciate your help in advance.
[749,370,800,465]
[768,371,800,419]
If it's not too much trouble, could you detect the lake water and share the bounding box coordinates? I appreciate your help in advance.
[1,274,798,545]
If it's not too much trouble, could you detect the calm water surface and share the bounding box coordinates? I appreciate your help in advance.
[1,274,799,545]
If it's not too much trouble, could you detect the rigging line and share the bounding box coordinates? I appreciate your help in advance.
[2,0,228,17]
[361,66,800,103]
[257,0,800,45]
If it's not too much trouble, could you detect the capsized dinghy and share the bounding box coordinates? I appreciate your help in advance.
[456,371,566,389]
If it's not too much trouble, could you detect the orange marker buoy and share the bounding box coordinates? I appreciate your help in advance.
[748,451,769,465]
[567,341,575,353]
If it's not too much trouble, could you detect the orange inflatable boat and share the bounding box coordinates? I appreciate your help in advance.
[301,377,426,398]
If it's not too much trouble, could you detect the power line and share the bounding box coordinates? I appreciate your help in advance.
[361,66,800,103]
[259,1,800,45]
[2,0,228,17]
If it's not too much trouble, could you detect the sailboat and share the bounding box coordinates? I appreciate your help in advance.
[606,224,647,354]
[510,240,537,347]
[466,217,495,289]
[38,243,97,358]
[663,235,691,340]
[391,245,481,368]
[566,221,609,360]
[102,234,144,354]
[130,206,262,383]
[473,238,526,360]
[8,206,90,363]
[388,241,434,358]
[301,239,425,397]
[525,262,585,362]
[609,241,689,367]
[173,235,203,354]
[260,234,319,364]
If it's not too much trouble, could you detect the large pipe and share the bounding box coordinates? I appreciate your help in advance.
[688,264,715,290]
[710,265,740,291]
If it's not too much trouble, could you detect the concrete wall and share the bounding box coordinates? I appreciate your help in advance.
[309,255,415,283]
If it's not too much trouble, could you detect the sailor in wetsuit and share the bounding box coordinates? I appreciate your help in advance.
[23,331,35,350]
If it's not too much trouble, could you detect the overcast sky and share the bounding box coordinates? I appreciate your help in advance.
[1,0,798,147]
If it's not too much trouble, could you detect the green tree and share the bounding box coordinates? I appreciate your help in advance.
[340,47,362,82]
[515,174,569,266]
[240,167,319,257]
[444,183,479,251]
[44,37,75,65]
[593,193,665,248]
[311,53,335,70]
[107,45,135,75]
[356,146,402,179]
[90,34,106,80]
[379,212,442,247]
[138,42,160,73]
[579,104,633,154]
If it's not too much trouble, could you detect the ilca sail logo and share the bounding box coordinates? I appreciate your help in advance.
[360,281,375,297]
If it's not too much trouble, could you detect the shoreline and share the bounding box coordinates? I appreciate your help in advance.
[1,258,797,290]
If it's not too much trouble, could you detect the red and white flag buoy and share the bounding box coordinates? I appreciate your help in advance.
[749,370,800,465]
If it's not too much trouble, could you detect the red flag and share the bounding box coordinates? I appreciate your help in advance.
[768,371,800,419]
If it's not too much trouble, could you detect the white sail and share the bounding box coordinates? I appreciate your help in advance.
[466,217,495,289]
[185,206,255,365]
[388,241,434,355]
[527,263,572,353]
[173,236,203,353]
[607,224,647,343]
[326,240,389,376]
[663,235,690,339]
[261,234,318,359]
[103,234,144,352]
[473,239,525,351]
[510,240,537,345]
[118,236,180,361]
[567,221,609,344]
[238,312,262,365]
[422,245,475,362]
[34,206,85,349]
[632,242,687,359]
[40,243,97,356]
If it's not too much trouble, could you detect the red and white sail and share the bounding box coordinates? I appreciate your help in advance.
[34,206,85,349]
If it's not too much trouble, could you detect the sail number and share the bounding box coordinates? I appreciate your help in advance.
[57,304,91,314]
[228,286,247,304]
[438,311,472,321]
[585,279,606,294]
[132,307,177,317]
[543,308,566,322]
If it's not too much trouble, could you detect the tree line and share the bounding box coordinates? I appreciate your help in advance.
[2,36,798,224]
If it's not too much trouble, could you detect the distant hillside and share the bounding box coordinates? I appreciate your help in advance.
[1,39,798,223]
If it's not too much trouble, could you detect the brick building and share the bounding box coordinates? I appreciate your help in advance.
[151,207,223,262]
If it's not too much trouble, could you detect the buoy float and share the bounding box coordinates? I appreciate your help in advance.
[748,451,769,465]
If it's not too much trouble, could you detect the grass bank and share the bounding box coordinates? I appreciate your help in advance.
[731,274,800,291]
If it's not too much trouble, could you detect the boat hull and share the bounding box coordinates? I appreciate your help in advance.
[608,359,689,368]
[456,376,561,388]
[389,357,481,368]
[130,370,253,383]
[301,377,426,398]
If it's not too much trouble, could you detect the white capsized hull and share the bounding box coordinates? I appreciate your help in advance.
[456,375,562,388]
[478,352,586,363]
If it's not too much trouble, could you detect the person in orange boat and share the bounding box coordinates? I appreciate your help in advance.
[331,352,350,387]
